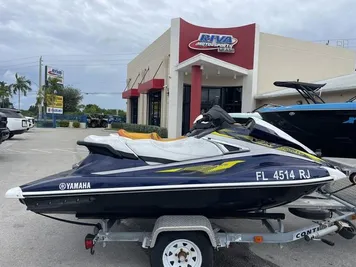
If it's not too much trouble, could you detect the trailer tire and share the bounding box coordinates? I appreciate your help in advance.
[150,231,213,267]
[289,208,332,220]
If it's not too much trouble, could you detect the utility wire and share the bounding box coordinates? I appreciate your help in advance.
[43,63,129,67]
[42,58,133,62]
[0,62,129,70]
[41,52,140,57]
[0,61,38,68]
[0,64,38,71]
[0,52,140,63]
[0,56,39,63]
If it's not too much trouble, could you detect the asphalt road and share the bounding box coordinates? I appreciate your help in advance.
[0,128,355,267]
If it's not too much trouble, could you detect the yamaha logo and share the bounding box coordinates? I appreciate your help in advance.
[59,183,66,190]
[58,182,91,190]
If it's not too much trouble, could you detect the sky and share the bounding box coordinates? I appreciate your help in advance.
[1,0,356,111]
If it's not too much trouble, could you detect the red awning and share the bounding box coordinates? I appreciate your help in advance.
[138,79,164,94]
[122,88,139,99]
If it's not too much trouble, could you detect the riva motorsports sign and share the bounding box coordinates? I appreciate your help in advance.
[188,33,238,53]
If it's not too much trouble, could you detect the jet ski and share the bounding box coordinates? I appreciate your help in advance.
[5,106,347,219]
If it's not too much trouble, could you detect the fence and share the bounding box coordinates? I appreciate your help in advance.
[36,113,126,128]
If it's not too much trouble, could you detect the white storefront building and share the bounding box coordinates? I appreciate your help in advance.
[122,17,356,138]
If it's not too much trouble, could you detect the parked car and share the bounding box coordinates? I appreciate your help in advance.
[0,108,28,139]
[0,112,10,144]
[25,116,35,130]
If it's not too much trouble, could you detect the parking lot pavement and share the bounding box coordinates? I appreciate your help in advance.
[1,128,355,267]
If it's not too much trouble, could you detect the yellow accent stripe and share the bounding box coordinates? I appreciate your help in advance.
[158,168,183,173]
[157,160,245,174]
[204,160,244,173]
[211,132,232,138]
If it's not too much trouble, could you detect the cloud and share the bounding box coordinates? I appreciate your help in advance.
[0,0,355,110]
[2,70,18,84]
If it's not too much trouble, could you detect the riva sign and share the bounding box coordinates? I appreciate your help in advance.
[45,66,64,85]
[188,33,238,53]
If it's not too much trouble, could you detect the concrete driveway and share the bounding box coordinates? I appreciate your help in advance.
[0,128,355,267]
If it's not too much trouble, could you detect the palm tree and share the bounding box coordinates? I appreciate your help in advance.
[0,81,12,108]
[11,73,32,110]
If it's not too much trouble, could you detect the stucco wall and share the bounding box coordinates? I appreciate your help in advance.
[127,29,171,89]
[257,33,356,94]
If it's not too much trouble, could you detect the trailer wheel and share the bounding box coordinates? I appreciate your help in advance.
[150,231,213,267]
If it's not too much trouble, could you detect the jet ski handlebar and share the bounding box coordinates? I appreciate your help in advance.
[201,105,236,126]
[187,106,237,137]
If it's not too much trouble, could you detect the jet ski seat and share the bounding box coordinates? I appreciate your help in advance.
[117,129,185,141]
[82,134,223,162]
[125,137,223,162]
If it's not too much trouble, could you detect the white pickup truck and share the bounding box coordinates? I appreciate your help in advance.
[0,108,28,139]
[25,116,35,130]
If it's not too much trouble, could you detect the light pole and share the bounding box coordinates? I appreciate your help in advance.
[52,89,57,128]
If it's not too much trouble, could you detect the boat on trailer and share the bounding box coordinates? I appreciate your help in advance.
[254,80,356,158]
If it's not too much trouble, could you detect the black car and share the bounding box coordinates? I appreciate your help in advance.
[0,112,10,144]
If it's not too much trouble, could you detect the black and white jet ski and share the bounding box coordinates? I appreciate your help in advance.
[5,106,346,219]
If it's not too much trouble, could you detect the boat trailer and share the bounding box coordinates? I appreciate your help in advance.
[81,168,356,266]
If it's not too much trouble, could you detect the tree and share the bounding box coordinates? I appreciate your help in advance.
[10,73,32,110]
[117,109,126,117]
[28,105,38,116]
[83,104,102,114]
[62,85,83,112]
[0,81,12,108]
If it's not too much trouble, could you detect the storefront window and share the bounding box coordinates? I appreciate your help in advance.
[148,91,161,126]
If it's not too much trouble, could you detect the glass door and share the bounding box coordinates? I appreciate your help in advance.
[130,97,138,124]
[148,91,161,126]
[182,84,191,135]
[222,87,242,113]
[201,87,222,112]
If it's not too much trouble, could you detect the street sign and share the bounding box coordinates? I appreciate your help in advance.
[46,107,63,114]
[46,94,64,114]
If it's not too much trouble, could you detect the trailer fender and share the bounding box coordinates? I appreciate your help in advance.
[146,215,217,248]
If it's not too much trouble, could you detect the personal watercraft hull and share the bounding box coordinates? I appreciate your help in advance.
[8,152,341,219]
[19,181,329,219]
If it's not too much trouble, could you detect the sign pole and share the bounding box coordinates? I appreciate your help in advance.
[52,90,57,128]
[52,107,55,128]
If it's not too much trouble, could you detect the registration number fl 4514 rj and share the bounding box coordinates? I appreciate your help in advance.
[255,170,311,181]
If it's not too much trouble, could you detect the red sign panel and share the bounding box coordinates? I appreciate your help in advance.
[179,19,256,69]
